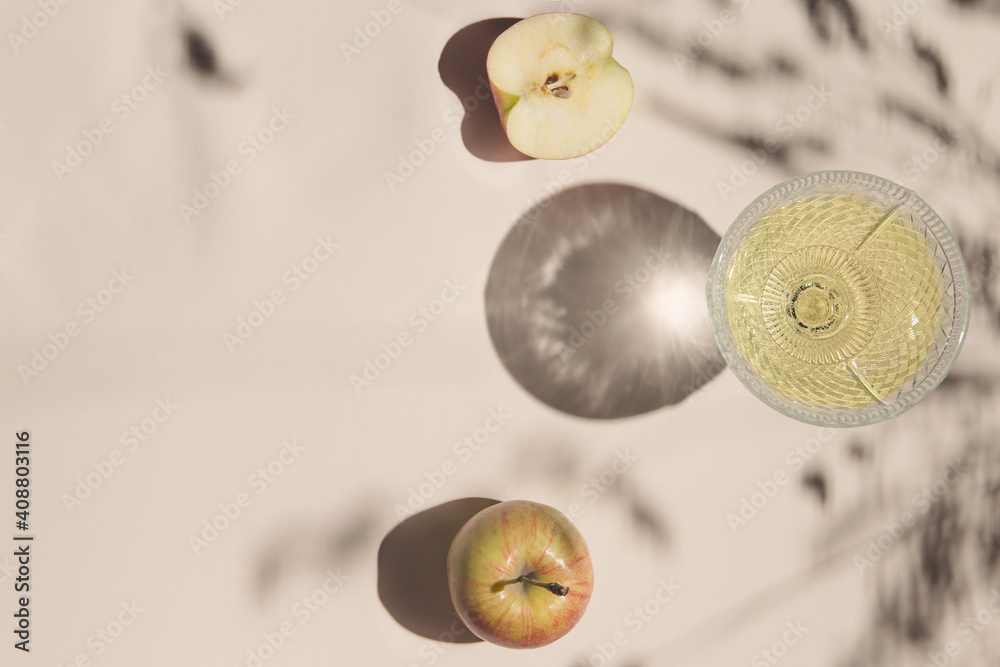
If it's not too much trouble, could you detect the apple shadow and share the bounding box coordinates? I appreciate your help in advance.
[438,18,533,162]
[377,497,500,643]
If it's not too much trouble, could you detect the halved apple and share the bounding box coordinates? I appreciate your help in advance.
[486,13,633,160]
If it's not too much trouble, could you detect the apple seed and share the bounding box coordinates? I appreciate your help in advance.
[542,73,575,99]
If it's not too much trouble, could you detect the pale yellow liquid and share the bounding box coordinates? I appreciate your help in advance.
[725,195,943,408]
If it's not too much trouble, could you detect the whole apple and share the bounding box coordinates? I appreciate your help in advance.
[486,13,633,160]
[446,499,594,648]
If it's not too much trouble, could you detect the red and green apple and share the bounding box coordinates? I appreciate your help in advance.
[446,499,594,648]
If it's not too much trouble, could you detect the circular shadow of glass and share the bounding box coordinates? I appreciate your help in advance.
[485,183,726,419]
[377,497,500,643]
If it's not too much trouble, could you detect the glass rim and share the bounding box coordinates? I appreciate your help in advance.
[706,170,972,427]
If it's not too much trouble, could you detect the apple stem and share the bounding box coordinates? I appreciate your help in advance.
[518,575,570,596]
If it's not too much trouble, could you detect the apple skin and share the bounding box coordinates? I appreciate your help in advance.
[446,499,594,649]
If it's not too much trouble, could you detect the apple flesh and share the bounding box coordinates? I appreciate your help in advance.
[446,499,594,648]
[486,13,633,160]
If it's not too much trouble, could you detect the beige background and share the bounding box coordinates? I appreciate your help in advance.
[2,0,999,665]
